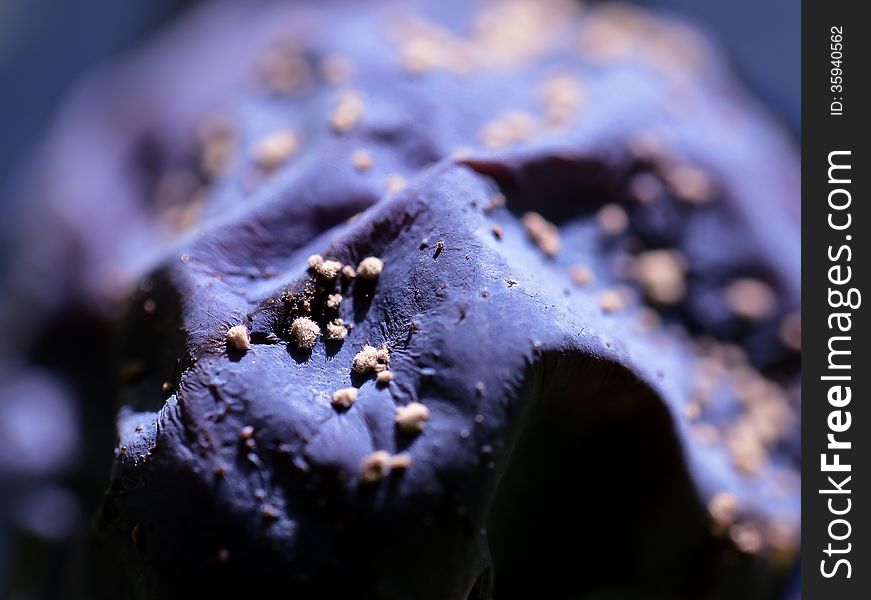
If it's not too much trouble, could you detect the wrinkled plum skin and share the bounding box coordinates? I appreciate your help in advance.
[0,1,799,598]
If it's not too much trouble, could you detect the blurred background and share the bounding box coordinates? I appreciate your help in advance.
[0,0,799,597]
[0,0,798,197]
